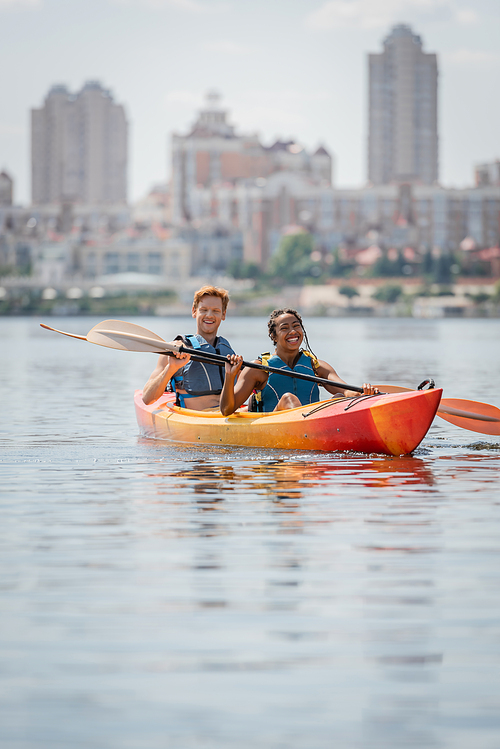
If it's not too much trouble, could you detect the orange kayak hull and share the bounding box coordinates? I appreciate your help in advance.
[134,388,442,456]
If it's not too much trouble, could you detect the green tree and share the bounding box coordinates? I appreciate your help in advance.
[269,233,315,284]
[435,253,452,284]
[422,249,434,275]
[371,250,404,278]
[492,280,500,303]
[372,284,403,304]
[227,259,261,279]
[325,248,348,278]
[372,252,394,277]
[466,292,491,305]
[338,285,360,299]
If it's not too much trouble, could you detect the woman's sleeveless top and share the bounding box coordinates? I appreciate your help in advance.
[251,350,320,412]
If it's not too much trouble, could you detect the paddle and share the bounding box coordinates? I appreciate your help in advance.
[377,385,500,436]
[40,324,87,341]
[41,320,500,434]
[41,320,365,393]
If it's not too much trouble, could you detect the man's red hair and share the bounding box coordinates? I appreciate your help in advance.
[192,286,230,313]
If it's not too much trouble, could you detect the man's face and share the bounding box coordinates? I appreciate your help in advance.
[192,295,225,338]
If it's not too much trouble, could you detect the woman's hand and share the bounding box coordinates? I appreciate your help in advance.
[220,355,245,416]
[362,383,380,395]
[225,354,243,379]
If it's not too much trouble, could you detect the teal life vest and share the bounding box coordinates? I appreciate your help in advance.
[169,334,235,407]
[250,350,320,412]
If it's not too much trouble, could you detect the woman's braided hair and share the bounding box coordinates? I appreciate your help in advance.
[267,308,318,360]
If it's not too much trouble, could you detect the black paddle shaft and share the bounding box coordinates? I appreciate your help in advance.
[160,344,364,394]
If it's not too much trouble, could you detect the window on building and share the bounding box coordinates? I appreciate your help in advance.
[104,252,120,274]
[148,252,162,274]
[86,251,96,277]
[127,252,140,272]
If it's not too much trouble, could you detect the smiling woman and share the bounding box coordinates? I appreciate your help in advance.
[220,307,379,415]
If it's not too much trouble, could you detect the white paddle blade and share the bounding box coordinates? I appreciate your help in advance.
[86,319,179,354]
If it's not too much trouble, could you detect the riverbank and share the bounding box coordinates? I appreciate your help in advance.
[1,277,499,318]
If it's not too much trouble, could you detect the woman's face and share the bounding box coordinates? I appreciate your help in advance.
[273,313,304,353]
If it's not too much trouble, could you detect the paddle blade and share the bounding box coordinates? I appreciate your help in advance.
[437,398,500,436]
[86,319,176,353]
[378,384,500,435]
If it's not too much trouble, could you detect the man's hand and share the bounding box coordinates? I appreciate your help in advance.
[142,348,190,405]
[166,346,190,373]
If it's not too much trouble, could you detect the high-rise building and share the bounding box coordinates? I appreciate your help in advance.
[368,24,438,186]
[0,170,13,205]
[31,81,128,205]
[475,160,500,187]
[171,92,332,224]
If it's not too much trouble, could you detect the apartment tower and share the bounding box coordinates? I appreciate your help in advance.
[31,81,128,205]
[368,24,438,185]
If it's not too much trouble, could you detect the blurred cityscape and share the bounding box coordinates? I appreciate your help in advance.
[1,24,499,317]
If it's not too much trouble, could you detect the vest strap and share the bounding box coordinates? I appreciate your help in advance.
[301,350,319,371]
[186,335,201,349]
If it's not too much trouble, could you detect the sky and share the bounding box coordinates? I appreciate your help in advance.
[1,0,499,204]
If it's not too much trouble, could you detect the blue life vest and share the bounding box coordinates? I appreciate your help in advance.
[170,334,235,407]
[251,350,320,412]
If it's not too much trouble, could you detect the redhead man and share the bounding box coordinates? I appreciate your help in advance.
[142,285,234,410]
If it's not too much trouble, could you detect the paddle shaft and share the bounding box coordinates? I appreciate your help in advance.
[438,405,499,423]
[39,323,87,340]
[41,322,363,392]
[160,342,365,394]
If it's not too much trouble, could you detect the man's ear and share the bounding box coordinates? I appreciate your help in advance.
[221,310,226,321]
[191,306,196,318]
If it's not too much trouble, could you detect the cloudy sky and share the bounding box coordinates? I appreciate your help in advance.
[1,0,499,203]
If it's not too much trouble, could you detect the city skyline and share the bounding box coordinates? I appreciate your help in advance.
[1,0,499,204]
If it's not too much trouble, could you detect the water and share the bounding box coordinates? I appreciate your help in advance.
[1,316,500,749]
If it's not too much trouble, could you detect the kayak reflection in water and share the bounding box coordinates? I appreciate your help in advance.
[220,308,379,416]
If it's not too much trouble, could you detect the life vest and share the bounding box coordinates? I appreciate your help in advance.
[169,334,235,407]
[250,350,320,412]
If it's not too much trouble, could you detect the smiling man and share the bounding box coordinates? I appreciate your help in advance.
[142,286,234,410]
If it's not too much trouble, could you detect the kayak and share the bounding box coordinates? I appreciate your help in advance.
[134,387,442,456]
[135,388,442,456]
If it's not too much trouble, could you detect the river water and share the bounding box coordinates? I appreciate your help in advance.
[1,315,500,749]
